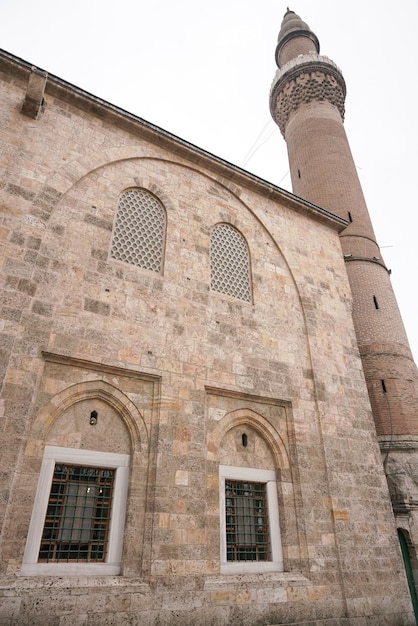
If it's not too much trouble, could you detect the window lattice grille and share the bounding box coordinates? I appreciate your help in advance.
[111,189,165,272]
[225,480,270,562]
[210,224,252,302]
[39,464,114,563]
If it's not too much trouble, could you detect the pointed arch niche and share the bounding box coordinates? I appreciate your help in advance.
[17,353,159,578]
[206,388,307,575]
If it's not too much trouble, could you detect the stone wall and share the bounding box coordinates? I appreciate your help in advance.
[0,54,415,625]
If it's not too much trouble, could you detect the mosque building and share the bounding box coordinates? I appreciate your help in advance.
[1,9,417,625]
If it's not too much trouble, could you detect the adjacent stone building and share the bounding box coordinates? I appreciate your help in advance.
[0,10,417,626]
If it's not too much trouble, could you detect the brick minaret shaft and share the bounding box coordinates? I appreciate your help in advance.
[270,10,418,440]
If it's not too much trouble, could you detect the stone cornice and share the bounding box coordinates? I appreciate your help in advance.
[359,342,414,361]
[0,49,348,234]
[205,385,292,408]
[41,351,160,382]
[379,435,418,451]
[342,254,388,271]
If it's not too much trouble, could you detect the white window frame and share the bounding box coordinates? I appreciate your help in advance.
[21,446,129,576]
[219,465,283,574]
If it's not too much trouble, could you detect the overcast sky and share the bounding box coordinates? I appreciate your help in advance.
[2,1,418,361]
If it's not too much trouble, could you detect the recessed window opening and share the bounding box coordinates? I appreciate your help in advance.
[219,465,283,574]
[373,295,379,310]
[39,464,114,563]
[242,433,248,447]
[381,379,387,394]
[225,479,270,562]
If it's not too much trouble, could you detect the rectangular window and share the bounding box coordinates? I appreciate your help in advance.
[39,464,115,563]
[225,479,270,562]
[219,465,283,574]
[21,447,129,576]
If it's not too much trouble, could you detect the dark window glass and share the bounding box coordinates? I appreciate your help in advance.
[39,464,114,563]
[225,479,270,562]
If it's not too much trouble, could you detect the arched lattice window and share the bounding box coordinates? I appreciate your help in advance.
[111,189,166,272]
[210,224,252,302]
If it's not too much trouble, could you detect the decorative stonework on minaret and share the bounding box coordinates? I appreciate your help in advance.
[271,55,345,136]
[271,10,345,136]
[270,10,418,522]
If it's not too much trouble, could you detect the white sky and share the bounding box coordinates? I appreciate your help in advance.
[2,1,418,361]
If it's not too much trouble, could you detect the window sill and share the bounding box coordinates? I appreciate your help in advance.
[20,562,121,577]
[220,561,283,575]
[204,571,311,588]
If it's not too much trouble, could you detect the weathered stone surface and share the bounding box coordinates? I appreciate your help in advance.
[0,17,415,626]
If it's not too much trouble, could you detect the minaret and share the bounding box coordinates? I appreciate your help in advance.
[270,10,418,523]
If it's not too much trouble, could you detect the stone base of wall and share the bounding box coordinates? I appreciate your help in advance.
[1,575,415,626]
